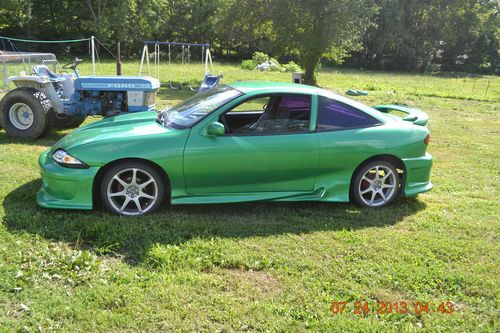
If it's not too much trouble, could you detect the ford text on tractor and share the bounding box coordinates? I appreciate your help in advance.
[0,56,159,139]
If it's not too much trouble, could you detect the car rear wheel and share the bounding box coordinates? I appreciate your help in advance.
[100,162,165,216]
[352,160,401,208]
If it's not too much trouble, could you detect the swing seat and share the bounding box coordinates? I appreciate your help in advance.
[198,73,223,92]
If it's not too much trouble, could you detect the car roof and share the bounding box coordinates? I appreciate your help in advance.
[228,81,323,94]
[227,81,390,123]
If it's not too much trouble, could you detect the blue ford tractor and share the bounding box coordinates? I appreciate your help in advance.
[0,58,159,139]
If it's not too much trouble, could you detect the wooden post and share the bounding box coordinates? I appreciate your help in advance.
[116,41,122,76]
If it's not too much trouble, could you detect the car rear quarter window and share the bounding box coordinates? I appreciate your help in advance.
[317,96,381,131]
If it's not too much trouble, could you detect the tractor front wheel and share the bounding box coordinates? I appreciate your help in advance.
[54,116,86,129]
[0,88,54,139]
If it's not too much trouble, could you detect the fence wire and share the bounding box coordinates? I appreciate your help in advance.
[0,52,57,91]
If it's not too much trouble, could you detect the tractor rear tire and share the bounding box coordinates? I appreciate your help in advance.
[54,116,86,129]
[0,88,54,139]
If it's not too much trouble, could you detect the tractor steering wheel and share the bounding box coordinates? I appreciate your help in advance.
[62,58,84,70]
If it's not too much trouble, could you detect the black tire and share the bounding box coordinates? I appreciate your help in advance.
[352,160,401,208]
[54,116,86,129]
[100,161,166,216]
[0,88,54,139]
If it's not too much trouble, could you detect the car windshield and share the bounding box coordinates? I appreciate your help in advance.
[157,85,242,129]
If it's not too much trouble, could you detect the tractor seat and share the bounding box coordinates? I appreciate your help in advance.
[32,65,65,83]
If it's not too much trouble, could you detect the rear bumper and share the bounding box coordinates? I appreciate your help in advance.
[37,150,98,210]
[402,152,433,197]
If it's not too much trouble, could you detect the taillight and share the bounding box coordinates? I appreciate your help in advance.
[424,134,430,145]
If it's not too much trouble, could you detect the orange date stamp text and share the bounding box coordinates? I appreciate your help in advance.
[331,301,455,316]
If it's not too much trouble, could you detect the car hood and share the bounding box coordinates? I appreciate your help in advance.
[53,111,175,151]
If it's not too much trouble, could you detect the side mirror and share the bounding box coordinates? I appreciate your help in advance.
[205,121,225,137]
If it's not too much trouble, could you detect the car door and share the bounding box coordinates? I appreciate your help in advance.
[183,93,320,194]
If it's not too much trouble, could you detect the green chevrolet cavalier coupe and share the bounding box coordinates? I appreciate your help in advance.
[37,81,432,216]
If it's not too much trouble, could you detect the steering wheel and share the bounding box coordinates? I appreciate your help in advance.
[62,58,84,70]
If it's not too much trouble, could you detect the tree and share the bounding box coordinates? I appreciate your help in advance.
[85,0,108,38]
[352,0,448,71]
[214,0,277,58]
[268,0,375,85]
[349,0,499,74]
[439,0,499,73]
[0,0,32,35]
[105,0,169,56]
[161,0,221,43]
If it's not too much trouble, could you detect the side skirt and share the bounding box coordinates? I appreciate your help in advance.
[171,188,326,205]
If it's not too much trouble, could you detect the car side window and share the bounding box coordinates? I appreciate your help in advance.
[221,94,311,135]
[229,96,269,113]
[317,96,380,131]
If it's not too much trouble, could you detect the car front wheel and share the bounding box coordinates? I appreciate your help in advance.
[352,160,401,208]
[100,162,165,216]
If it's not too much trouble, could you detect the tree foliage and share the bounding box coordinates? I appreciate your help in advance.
[350,0,499,73]
[268,0,376,84]
[0,0,498,75]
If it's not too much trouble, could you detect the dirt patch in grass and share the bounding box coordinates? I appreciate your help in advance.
[369,288,409,303]
[216,268,283,297]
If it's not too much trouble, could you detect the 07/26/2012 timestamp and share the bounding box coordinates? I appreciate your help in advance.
[331,301,455,316]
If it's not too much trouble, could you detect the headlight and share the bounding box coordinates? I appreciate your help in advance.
[52,149,88,168]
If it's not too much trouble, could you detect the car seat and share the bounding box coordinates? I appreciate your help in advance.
[252,106,290,133]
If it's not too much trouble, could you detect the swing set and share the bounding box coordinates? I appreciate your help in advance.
[139,41,222,92]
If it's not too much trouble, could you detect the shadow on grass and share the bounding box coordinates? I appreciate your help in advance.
[0,88,197,147]
[3,179,426,264]
[320,66,487,79]
[0,129,71,147]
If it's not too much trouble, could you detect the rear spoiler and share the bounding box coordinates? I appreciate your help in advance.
[372,104,429,126]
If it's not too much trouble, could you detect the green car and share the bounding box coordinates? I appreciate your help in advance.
[37,81,432,216]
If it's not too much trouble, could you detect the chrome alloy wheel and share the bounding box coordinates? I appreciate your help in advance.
[106,168,159,216]
[358,165,397,207]
[9,102,34,130]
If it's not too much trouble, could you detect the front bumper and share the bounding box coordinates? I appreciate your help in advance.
[402,152,433,197]
[37,149,99,210]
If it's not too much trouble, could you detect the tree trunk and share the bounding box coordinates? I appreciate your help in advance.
[302,52,321,86]
[303,64,317,86]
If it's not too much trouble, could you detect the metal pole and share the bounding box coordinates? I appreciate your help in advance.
[153,42,157,76]
[91,36,96,76]
[202,46,205,75]
[139,45,145,75]
[2,60,7,88]
[485,79,491,97]
[146,46,150,75]
[116,41,122,76]
[156,43,160,80]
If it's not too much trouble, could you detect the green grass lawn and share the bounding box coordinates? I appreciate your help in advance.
[0,61,499,332]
